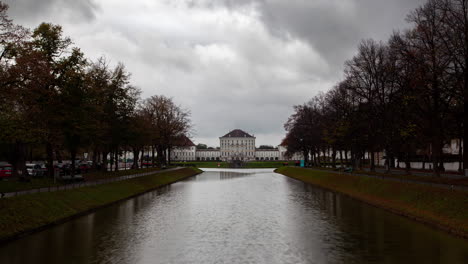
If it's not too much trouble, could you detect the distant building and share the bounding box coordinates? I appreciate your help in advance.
[171,129,303,162]
[255,148,280,161]
[171,136,196,161]
[220,129,256,161]
[196,149,221,161]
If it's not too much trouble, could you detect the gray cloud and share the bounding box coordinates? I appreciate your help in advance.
[4,0,98,24]
[4,0,427,147]
[185,0,426,75]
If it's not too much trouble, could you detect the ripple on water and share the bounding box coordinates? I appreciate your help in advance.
[1,169,468,264]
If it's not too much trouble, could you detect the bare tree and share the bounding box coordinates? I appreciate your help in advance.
[141,95,191,166]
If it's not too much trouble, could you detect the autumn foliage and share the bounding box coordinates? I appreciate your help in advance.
[0,3,191,177]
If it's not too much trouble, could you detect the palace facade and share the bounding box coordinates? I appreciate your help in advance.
[171,129,303,162]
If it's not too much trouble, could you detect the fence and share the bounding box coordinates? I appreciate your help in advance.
[2,168,180,198]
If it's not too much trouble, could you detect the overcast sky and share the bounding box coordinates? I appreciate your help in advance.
[5,0,425,147]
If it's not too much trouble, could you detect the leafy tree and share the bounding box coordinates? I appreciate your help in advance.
[196,144,208,150]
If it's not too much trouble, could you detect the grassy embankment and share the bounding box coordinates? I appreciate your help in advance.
[0,167,201,243]
[0,167,163,193]
[352,169,468,187]
[310,166,468,187]
[0,178,61,194]
[172,161,288,168]
[276,167,468,238]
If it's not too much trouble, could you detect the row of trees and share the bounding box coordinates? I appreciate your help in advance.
[0,3,191,177]
[284,0,467,176]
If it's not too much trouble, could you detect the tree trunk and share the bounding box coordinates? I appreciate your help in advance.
[115,151,119,172]
[71,149,76,178]
[405,152,411,174]
[9,142,27,179]
[152,145,156,168]
[370,151,376,172]
[339,150,344,169]
[102,151,108,172]
[439,160,445,172]
[385,149,392,174]
[459,138,463,173]
[109,151,114,172]
[432,139,442,177]
[46,142,54,178]
[358,152,363,170]
[332,148,336,169]
[344,150,349,166]
[316,148,322,167]
[141,147,144,168]
[92,148,98,170]
[464,92,468,175]
[132,148,140,169]
[55,149,63,163]
[167,147,172,166]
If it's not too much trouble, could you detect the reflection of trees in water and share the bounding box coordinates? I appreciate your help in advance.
[219,171,255,180]
[284,181,468,263]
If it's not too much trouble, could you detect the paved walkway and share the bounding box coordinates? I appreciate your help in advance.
[306,167,468,192]
[2,167,183,198]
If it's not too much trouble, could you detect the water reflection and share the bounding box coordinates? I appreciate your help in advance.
[0,169,467,264]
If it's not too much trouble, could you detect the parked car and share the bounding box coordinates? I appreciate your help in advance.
[142,162,153,168]
[59,163,73,176]
[40,164,49,175]
[0,165,13,178]
[26,163,43,177]
[78,163,91,174]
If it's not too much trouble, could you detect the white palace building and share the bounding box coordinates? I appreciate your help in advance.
[171,129,303,162]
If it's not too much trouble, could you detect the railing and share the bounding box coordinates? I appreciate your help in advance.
[2,168,180,198]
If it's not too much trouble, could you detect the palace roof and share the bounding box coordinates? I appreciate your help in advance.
[221,129,255,138]
[173,135,195,147]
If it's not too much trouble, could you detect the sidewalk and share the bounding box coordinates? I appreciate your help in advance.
[1,167,182,198]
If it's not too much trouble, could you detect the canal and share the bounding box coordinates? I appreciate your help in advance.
[1,169,468,263]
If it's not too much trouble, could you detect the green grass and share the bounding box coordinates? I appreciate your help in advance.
[0,167,165,193]
[310,166,468,187]
[243,162,290,168]
[0,167,201,242]
[276,167,468,238]
[172,162,229,168]
[0,178,62,193]
[171,161,291,168]
[83,167,162,181]
[352,169,468,187]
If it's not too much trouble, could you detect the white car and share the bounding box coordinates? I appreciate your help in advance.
[26,164,43,177]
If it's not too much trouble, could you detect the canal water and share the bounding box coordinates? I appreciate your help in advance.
[1,169,467,264]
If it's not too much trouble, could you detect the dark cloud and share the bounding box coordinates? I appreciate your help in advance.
[3,0,428,146]
[186,0,425,75]
[4,0,98,24]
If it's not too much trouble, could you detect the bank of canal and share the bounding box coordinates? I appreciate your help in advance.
[0,168,467,264]
[0,167,202,243]
[276,167,468,239]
